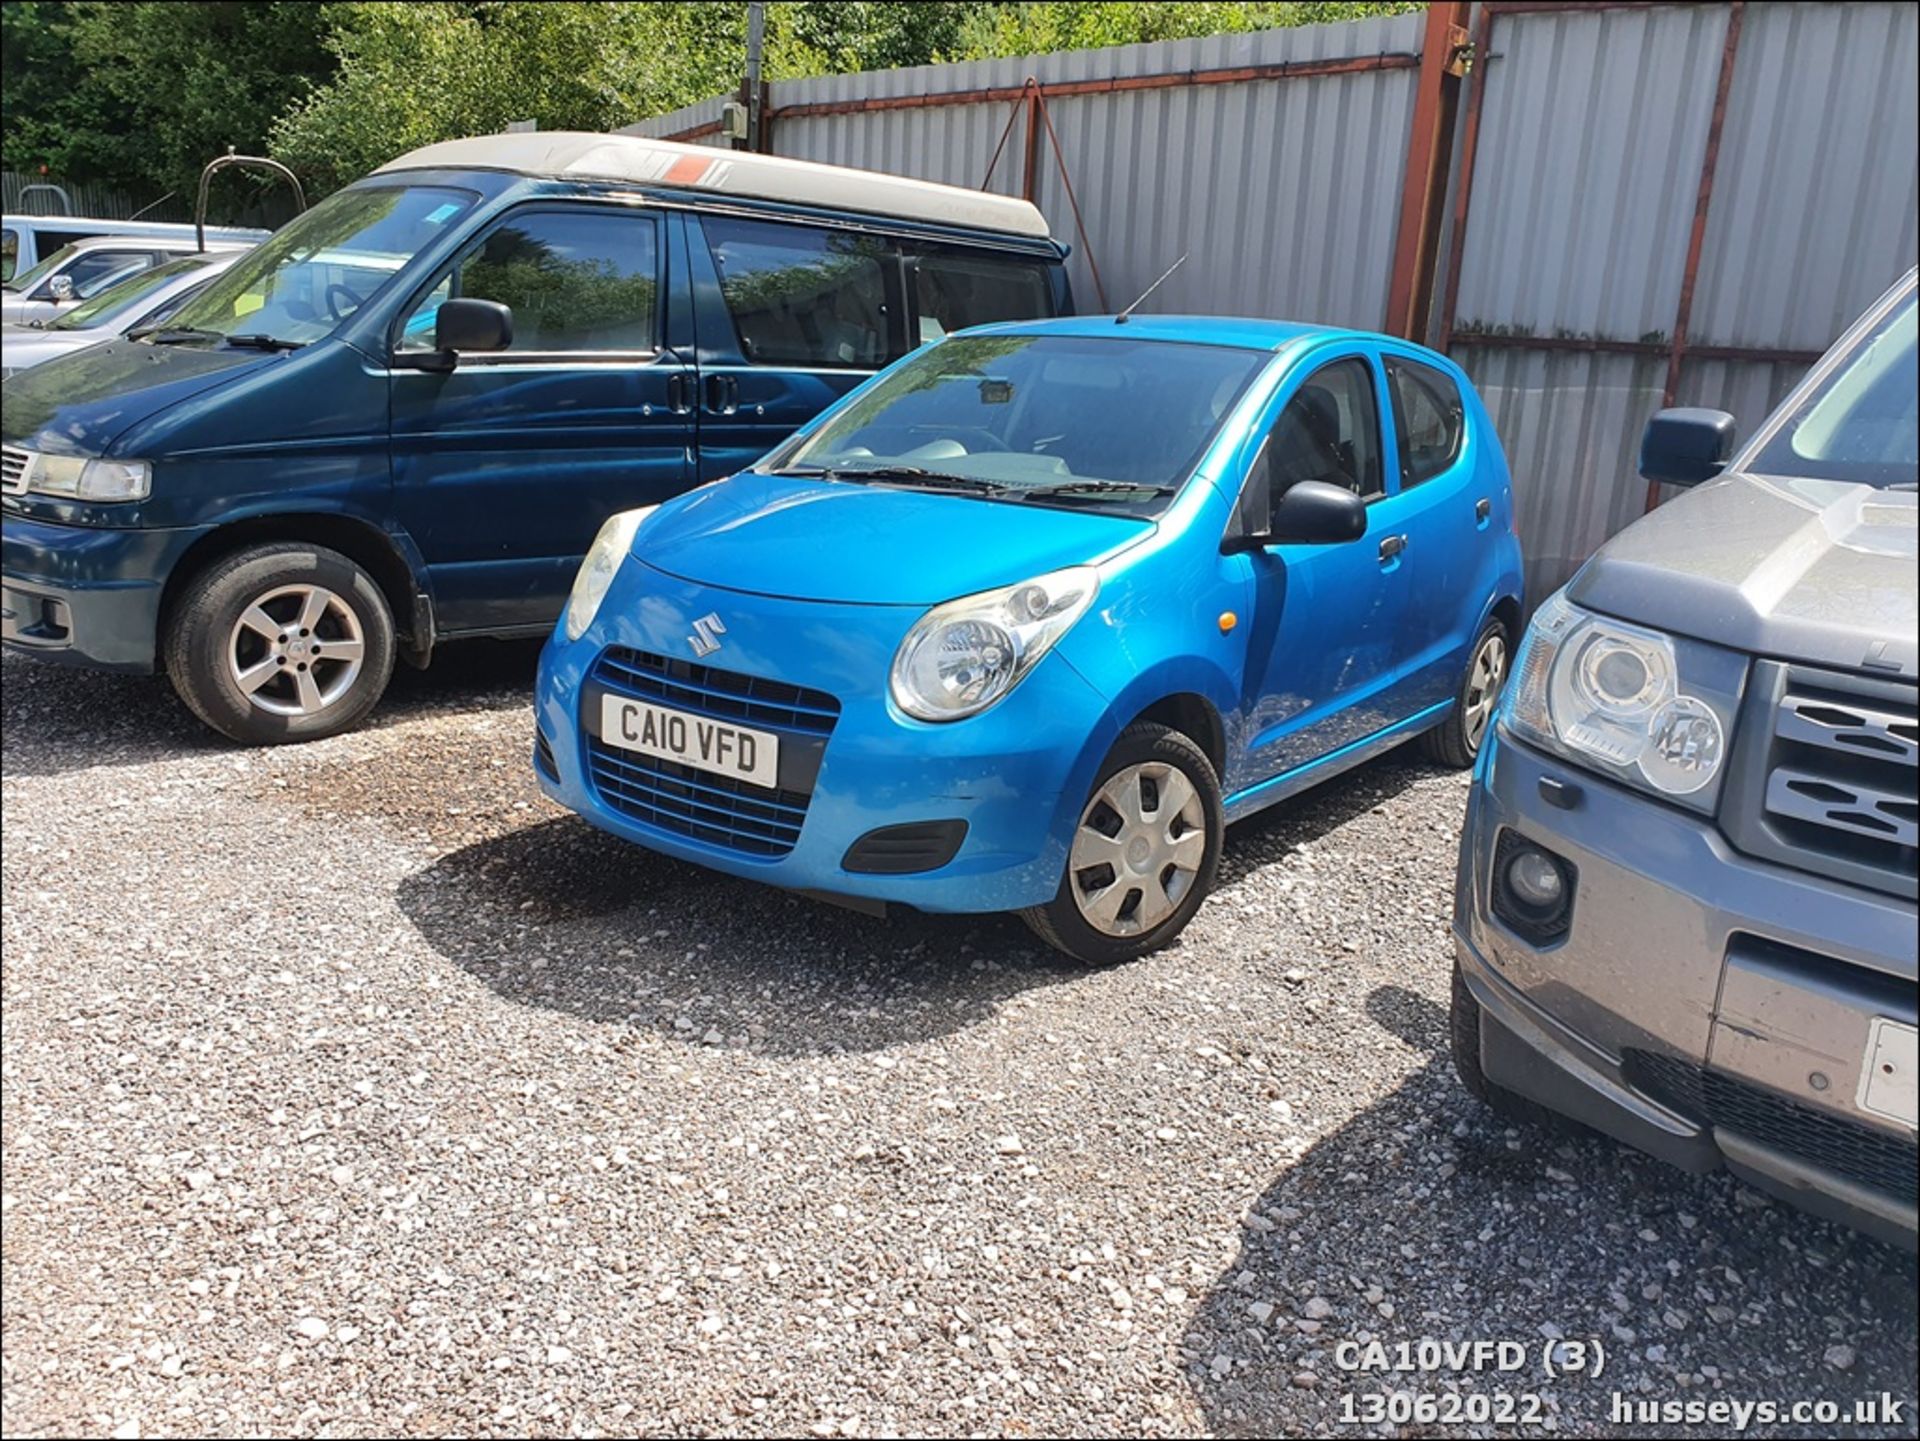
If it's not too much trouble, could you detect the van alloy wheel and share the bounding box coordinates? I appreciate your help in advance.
[1068,760,1209,936]
[227,583,367,716]
[1462,631,1509,752]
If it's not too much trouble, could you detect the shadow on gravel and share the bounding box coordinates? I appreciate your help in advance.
[1218,749,1436,888]
[396,815,1093,1057]
[1181,985,1920,1438]
[1,638,542,779]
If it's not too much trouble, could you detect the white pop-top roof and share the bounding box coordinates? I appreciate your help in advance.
[374,131,1052,241]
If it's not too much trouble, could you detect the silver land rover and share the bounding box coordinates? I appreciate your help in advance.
[1452,268,1917,1248]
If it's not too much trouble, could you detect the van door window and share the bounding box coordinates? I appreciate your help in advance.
[1265,357,1385,501]
[399,208,659,355]
[702,216,890,369]
[1,229,17,283]
[909,251,1053,346]
[1384,357,1465,487]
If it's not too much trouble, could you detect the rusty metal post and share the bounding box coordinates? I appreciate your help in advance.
[1386,2,1472,342]
[1022,84,1044,204]
[1649,0,1746,510]
[1434,5,1496,356]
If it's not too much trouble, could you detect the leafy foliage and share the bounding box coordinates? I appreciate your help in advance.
[949,2,1421,57]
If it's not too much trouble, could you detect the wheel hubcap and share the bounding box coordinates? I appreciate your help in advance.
[1068,761,1209,937]
[1463,632,1509,752]
[227,584,365,717]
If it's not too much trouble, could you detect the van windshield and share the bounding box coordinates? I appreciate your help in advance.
[765,333,1266,513]
[1748,287,1918,489]
[162,184,478,347]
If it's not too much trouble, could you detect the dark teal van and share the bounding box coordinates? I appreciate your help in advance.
[1,133,1069,743]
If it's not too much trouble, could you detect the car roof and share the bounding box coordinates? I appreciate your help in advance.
[374,131,1052,241]
[961,313,1392,353]
[50,234,251,254]
[1,215,268,240]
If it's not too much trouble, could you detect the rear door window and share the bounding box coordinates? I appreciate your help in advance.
[399,207,660,355]
[1385,356,1466,487]
[909,250,1053,346]
[702,215,891,369]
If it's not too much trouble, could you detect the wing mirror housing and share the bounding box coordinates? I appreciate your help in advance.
[393,298,513,372]
[1639,407,1737,487]
[48,274,76,302]
[1223,480,1369,552]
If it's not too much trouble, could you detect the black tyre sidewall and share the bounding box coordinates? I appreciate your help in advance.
[1027,722,1224,966]
[1426,618,1509,769]
[166,544,395,745]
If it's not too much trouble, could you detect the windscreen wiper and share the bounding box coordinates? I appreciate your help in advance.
[824,465,1013,495]
[1021,479,1177,501]
[224,333,305,351]
[129,325,222,344]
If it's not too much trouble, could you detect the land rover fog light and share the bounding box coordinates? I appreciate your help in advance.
[1491,830,1576,945]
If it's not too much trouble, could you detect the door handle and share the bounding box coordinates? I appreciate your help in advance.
[1378,534,1408,563]
[666,372,694,415]
[1475,497,1492,523]
[704,373,739,414]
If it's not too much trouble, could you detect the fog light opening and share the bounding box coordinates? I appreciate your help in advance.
[1506,849,1566,911]
[1491,830,1577,945]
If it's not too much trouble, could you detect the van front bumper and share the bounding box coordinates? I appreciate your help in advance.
[1,514,204,673]
[1455,726,1918,1250]
[533,563,1118,915]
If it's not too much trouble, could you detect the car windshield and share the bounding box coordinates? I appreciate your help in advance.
[766,333,1266,511]
[1749,287,1918,489]
[48,254,211,331]
[163,184,479,346]
[3,241,82,294]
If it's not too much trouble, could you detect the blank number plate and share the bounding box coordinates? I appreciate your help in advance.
[1858,1017,1918,1128]
[600,695,779,790]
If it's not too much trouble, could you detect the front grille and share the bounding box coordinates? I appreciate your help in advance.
[1725,663,1918,899]
[595,645,839,735]
[586,647,841,859]
[1626,1050,1919,1207]
[0,445,31,495]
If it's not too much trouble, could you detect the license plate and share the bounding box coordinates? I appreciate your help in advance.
[1858,1017,1919,1127]
[599,695,780,790]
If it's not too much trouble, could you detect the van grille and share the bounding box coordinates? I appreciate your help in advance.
[1625,1051,1919,1207]
[1,446,32,495]
[585,647,841,859]
[1725,663,1918,900]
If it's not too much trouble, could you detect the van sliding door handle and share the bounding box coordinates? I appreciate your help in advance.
[1378,534,1407,562]
[704,373,739,414]
[666,372,694,415]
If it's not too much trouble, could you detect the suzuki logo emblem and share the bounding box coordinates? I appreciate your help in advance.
[688,612,727,658]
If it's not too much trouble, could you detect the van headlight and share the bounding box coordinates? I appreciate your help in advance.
[25,453,151,502]
[562,507,655,642]
[891,566,1098,721]
[1502,591,1745,811]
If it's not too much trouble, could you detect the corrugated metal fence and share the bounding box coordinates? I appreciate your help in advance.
[630,1,1916,604]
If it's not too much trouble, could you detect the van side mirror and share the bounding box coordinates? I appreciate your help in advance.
[48,274,75,302]
[1222,480,1368,552]
[393,298,514,372]
[1640,407,1736,487]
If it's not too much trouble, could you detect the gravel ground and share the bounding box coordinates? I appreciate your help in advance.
[3,645,1914,1439]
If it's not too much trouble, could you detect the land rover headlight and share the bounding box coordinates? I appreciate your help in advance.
[25,453,151,502]
[563,507,655,642]
[891,566,1098,721]
[1502,591,1745,810]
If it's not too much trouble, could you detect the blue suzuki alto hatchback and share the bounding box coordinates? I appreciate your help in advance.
[535,316,1524,964]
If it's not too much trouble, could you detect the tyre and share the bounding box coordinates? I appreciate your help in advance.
[1022,721,1224,966]
[1421,618,1510,769]
[164,542,396,745]
[1449,961,1584,1134]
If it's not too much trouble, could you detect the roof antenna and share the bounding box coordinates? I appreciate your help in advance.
[1114,252,1187,324]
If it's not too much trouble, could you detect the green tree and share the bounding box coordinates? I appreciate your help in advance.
[951,1,1421,57]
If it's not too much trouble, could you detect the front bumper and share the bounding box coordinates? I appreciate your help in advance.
[533,562,1119,914]
[1454,726,1918,1249]
[1,513,205,672]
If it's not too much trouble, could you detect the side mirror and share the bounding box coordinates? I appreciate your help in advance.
[1222,479,1368,552]
[48,274,75,302]
[1639,407,1736,487]
[393,298,514,372]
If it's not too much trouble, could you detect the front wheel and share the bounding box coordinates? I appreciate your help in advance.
[165,542,396,745]
[1421,618,1510,769]
[1022,721,1224,966]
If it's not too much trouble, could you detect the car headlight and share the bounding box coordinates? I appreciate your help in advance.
[891,566,1099,722]
[562,506,654,642]
[26,454,151,502]
[1502,591,1745,811]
